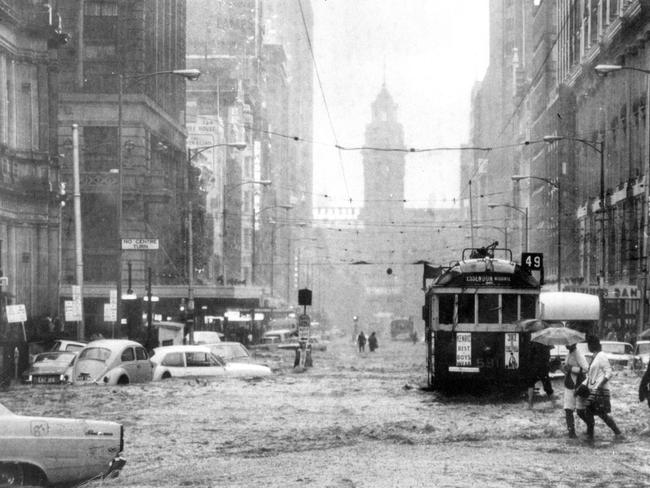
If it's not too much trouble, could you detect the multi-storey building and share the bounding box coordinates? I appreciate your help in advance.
[57,0,189,337]
[186,0,313,313]
[0,2,66,336]
[469,0,650,336]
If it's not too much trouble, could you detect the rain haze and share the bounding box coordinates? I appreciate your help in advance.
[312,0,490,208]
[3,1,650,487]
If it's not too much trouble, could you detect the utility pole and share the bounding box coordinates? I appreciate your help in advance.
[72,124,84,339]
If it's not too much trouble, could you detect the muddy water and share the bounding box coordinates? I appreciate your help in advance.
[2,338,650,487]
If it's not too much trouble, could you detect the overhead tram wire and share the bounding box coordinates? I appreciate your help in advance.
[297,0,352,205]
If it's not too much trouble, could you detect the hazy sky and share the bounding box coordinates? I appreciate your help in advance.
[311,0,490,210]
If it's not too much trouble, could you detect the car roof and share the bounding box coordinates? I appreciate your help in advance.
[601,341,632,347]
[84,339,144,348]
[153,345,212,353]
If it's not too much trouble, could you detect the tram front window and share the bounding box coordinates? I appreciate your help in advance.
[458,294,474,323]
[478,294,499,323]
[439,295,454,324]
[502,294,518,323]
[521,295,537,319]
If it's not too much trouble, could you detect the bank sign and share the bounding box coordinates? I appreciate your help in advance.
[563,284,639,300]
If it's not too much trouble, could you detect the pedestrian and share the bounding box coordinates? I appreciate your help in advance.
[368,331,378,352]
[639,360,650,435]
[562,342,589,438]
[582,336,624,443]
[526,340,555,409]
[410,330,418,344]
[357,331,366,352]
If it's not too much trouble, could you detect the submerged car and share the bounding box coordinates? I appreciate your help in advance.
[72,339,154,385]
[150,345,272,380]
[208,341,282,371]
[49,339,87,353]
[22,351,77,385]
[635,340,650,370]
[0,402,125,486]
[585,341,640,370]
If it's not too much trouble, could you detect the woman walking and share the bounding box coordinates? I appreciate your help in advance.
[582,336,624,442]
[562,342,589,438]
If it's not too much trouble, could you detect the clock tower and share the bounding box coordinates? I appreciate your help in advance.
[359,84,406,223]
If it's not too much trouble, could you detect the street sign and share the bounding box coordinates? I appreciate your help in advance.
[64,300,82,322]
[298,314,310,341]
[104,303,116,322]
[121,238,159,250]
[6,304,26,323]
[72,285,80,301]
[109,289,117,305]
[0,276,8,287]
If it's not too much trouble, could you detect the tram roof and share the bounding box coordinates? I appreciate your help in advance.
[429,256,540,289]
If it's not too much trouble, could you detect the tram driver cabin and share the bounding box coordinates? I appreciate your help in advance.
[422,244,543,392]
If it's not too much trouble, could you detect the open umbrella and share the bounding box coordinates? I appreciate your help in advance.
[515,318,563,333]
[531,327,585,346]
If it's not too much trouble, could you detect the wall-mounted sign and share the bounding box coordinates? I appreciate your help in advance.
[121,238,159,250]
[6,304,26,323]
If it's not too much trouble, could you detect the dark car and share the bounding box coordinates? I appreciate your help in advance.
[22,351,77,385]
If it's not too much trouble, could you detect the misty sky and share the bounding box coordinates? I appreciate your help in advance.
[311,0,490,210]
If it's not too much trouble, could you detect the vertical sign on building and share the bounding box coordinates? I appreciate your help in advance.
[456,332,472,366]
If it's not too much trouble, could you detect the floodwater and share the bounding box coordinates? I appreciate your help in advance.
[2,337,650,487]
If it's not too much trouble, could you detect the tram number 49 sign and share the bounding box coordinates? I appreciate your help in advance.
[521,252,543,271]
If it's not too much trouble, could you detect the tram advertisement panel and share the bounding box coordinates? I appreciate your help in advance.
[505,333,519,369]
[456,332,472,366]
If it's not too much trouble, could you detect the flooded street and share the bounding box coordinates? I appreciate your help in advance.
[3,338,650,487]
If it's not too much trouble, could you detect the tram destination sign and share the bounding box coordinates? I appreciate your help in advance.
[121,238,159,250]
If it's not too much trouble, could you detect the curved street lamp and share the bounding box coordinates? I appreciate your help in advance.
[488,203,528,252]
[512,174,560,290]
[114,68,200,340]
[542,134,605,289]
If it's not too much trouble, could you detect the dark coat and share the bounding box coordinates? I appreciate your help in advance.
[640,362,650,406]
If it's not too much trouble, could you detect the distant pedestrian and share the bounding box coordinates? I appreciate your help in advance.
[368,332,378,352]
[410,331,418,344]
[639,361,650,435]
[357,331,366,352]
[583,336,624,442]
[526,341,555,409]
[562,342,589,438]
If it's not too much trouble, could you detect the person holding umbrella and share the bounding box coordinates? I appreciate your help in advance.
[562,341,589,439]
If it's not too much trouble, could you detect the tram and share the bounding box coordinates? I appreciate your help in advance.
[423,243,541,391]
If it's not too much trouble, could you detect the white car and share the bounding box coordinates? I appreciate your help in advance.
[150,345,272,381]
[72,339,154,385]
[635,340,650,370]
[0,402,125,486]
[186,331,222,344]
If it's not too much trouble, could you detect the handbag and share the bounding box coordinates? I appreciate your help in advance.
[575,380,590,398]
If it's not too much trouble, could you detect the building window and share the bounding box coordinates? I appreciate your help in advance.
[83,126,117,172]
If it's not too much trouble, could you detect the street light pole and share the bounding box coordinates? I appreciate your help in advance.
[512,174,560,289]
[488,203,528,253]
[595,64,648,335]
[116,68,200,338]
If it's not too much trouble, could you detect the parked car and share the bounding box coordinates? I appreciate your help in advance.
[186,331,223,344]
[22,351,77,385]
[150,345,272,380]
[583,341,640,370]
[0,401,125,486]
[207,341,282,371]
[261,329,298,345]
[49,339,87,353]
[72,339,154,385]
[635,340,650,370]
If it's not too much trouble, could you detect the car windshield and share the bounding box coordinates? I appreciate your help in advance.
[637,343,650,354]
[34,352,75,365]
[602,343,632,355]
[211,344,249,360]
[78,347,111,362]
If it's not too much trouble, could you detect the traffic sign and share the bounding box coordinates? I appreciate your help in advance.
[6,304,26,323]
[104,303,116,322]
[64,300,82,322]
[121,238,159,250]
[298,314,310,341]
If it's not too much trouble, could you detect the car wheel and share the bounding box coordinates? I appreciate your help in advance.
[161,371,171,380]
[117,375,129,385]
[0,462,24,486]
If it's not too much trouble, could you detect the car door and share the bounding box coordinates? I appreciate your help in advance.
[119,346,138,381]
[184,351,226,377]
[135,346,153,382]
